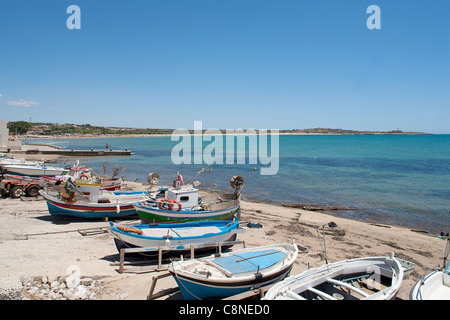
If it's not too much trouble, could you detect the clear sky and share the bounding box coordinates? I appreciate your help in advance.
[0,0,449,133]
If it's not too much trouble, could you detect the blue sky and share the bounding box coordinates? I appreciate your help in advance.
[0,0,449,133]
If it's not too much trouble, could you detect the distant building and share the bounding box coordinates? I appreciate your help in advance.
[0,120,23,152]
[0,120,8,151]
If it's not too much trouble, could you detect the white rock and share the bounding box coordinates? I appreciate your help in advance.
[116,292,128,299]
[65,276,79,289]
[75,286,87,299]
[50,281,59,289]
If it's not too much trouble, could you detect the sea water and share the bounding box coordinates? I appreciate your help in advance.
[32,134,450,233]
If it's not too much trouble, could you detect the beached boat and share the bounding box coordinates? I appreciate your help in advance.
[2,163,69,177]
[410,232,450,300]
[39,179,150,219]
[168,242,298,300]
[108,219,244,253]
[0,157,43,166]
[134,175,243,223]
[262,253,410,300]
[42,161,123,191]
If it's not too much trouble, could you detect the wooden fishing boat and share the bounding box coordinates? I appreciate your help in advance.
[168,242,299,300]
[262,253,411,300]
[108,219,244,253]
[410,232,450,300]
[39,179,150,219]
[134,175,243,223]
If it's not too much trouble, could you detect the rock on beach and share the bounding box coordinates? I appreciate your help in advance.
[15,274,103,300]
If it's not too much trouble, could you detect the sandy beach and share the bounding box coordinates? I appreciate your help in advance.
[0,178,445,301]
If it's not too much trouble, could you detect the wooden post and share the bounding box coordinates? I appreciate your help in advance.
[190,244,194,260]
[158,247,162,269]
[119,249,125,273]
[147,273,180,300]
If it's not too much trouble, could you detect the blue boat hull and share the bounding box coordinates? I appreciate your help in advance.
[46,201,136,218]
[113,233,238,257]
[171,266,293,300]
[110,219,242,254]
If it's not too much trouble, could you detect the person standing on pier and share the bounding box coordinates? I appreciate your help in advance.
[106,143,109,150]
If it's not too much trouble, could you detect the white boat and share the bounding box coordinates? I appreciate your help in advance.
[263,253,411,300]
[410,232,450,300]
[0,157,42,166]
[168,242,299,300]
[2,163,69,177]
[108,219,244,253]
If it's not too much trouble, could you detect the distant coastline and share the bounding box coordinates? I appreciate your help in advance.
[14,122,431,140]
[18,131,431,140]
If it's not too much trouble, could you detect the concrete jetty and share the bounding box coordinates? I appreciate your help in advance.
[10,143,132,156]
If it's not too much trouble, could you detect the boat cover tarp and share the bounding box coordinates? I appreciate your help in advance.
[211,249,287,274]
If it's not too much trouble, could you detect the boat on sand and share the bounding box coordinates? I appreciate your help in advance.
[134,175,243,223]
[39,178,150,219]
[108,218,244,254]
[263,253,413,300]
[410,232,450,300]
[168,242,299,300]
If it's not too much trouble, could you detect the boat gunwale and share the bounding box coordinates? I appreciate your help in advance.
[133,202,241,216]
[109,220,241,241]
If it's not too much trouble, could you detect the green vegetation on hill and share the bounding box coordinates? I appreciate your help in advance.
[7,121,427,136]
[279,128,426,135]
[21,122,173,136]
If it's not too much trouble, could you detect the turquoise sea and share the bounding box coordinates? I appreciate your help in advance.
[31,134,450,233]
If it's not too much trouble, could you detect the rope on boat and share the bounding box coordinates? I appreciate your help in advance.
[170,259,203,300]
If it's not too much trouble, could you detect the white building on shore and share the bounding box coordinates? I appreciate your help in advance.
[0,120,23,152]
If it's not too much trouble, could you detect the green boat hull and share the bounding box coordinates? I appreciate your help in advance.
[136,205,240,223]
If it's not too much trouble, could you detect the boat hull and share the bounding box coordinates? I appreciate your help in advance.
[112,233,238,254]
[172,265,292,300]
[263,255,404,300]
[169,243,298,300]
[109,220,241,251]
[40,191,137,218]
[3,165,68,177]
[134,203,240,223]
[410,271,450,300]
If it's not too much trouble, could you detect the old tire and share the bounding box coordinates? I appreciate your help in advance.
[26,185,40,197]
[10,186,24,198]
